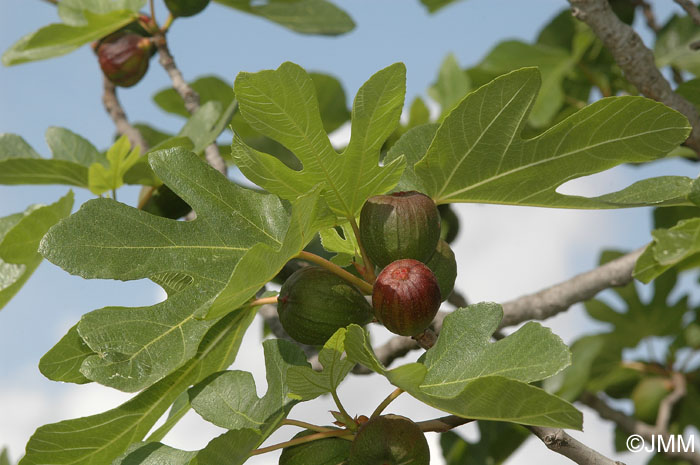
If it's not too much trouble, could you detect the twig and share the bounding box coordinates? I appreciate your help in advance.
[101,77,149,151]
[569,0,700,155]
[414,415,473,433]
[655,371,686,432]
[153,34,227,175]
[249,429,353,456]
[351,248,644,374]
[632,0,660,32]
[675,0,700,26]
[581,391,700,465]
[528,426,626,465]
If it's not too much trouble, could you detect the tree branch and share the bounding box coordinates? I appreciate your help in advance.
[568,0,700,154]
[581,391,700,465]
[674,0,700,26]
[101,77,149,151]
[153,35,227,175]
[353,248,645,373]
[655,371,686,432]
[528,426,626,465]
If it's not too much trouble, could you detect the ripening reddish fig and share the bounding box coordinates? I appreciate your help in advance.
[373,259,441,336]
[360,191,441,268]
[164,0,211,17]
[278,267,373,345]
[349,414,430,465]
[96,32,153,87]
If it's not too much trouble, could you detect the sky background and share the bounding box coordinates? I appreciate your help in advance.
[1,0,699,464]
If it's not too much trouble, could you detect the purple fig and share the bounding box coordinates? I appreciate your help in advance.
[97,32,153,88]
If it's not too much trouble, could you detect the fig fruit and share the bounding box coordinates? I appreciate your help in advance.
[96,32,153,87]
[164,0,211,17]
[278,267,373,345]
[373,259,441,336]
[360,191,440,268]
[632,377,671,424]
[349,414,429,465]
[279,429,351,465]
[425,239,457,301]
[438,204,460,243]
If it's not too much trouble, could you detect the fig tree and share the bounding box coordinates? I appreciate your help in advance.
[360,191,440,268]
[278,267,373,345]
[373,259,441,336]
[279,429,351,465]
[164,0,211,17]
[96,32,153,87]
[349,414,429,465]
[425,239,457,301]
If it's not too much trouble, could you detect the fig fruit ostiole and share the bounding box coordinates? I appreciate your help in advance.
[349,414,430,465]
[360,191,441,268]
[278,266,373,345]
[372,259,441,336]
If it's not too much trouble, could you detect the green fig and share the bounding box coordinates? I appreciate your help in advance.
[438,204,460,243]
[632,377,671,424]
[278,267,373,345]
[349,415,430,465]
[164,0,210,17]
[279,429,351,465]
[425,239,457,301]
[373,259,441,336]
[96,31,153,87]
[360,191,441,268]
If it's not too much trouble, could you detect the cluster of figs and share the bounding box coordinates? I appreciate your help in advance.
[276,191,458,464]
[93,0,211,87]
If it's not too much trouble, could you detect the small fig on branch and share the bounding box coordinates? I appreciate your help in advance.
[96,32,153,87]
[631,377,671,424]
[279,429,351,465]
[349,414,429,465]
[373,259,441,336]
[164,0,211,17]
[360,191,440,268]
[425,239,457,301]
[278,267,373,345]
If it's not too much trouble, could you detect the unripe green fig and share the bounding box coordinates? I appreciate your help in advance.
[349,414,430,465]
[425,240,457,301]
[438,204,460,243]
[96,32,153,87]
[360,191,441,268]
[164,0,210,17]
[632,377,671,424]
[279,429,351,465]
[278,267,373,345]
[373,259,441,336]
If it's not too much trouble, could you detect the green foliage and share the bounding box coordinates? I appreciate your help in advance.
[393,68,691,207]
[0,191,73,310]
[345,303,582,429]
[88,135,141,194]
[656,13,700,76]
[212,0,355,35]
[39,149,292,391]
[287,328,354,400]
[635,218,700,282]
[19,308,256,465]
[2,9,139,66]
[440,422,528,465]
[231,62,406,221]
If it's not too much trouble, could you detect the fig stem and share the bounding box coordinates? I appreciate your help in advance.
[149,0,156,24]
[370,388,403,419]
[331,390,355,428]
[280,419,336,433]
[112,189,117,202]
[347,216,376,283]
[161,14,174,34]
[295,251,374,295]
[246,296,278,307]
[249,429,353,456]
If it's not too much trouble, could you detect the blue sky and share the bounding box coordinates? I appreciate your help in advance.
[1,1,698,464]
